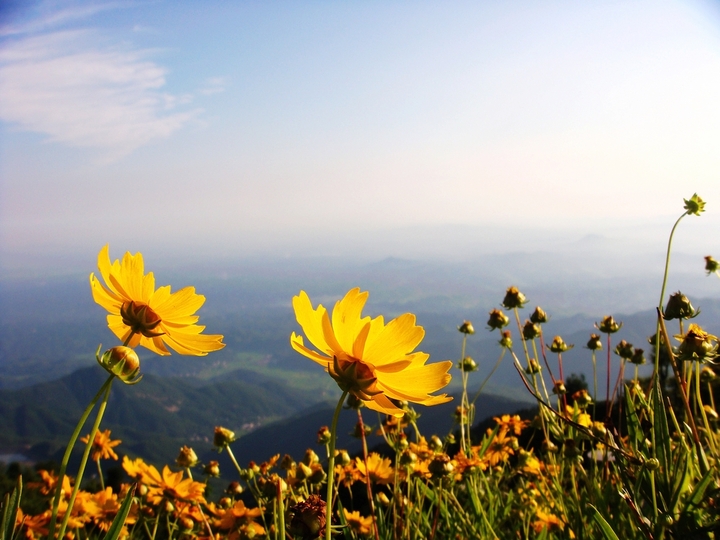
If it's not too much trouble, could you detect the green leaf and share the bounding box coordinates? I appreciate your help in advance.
[590,505,620,540]
[651,377,672,492]
[1,476,22,540]
[101,485,135,540]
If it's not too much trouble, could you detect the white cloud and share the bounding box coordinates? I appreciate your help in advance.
[0,26,197,157]
[198,76,226,96]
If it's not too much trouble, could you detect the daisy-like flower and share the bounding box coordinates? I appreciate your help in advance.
[80,429,121,461]
[343,509,374,537]
[290,288,452,416]
[355,452,393,484]
[90,245,225,356]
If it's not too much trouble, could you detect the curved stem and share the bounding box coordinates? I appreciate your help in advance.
[48,374,114,538]
[325,391,349,540]
[57,376,114,539]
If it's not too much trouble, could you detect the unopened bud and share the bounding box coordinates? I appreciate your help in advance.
[335,449,351,467]
[596,316,621,334]
[204,460,220,477]
[97,346,142,384]
[458,320,475,335]
[213,426,236,448]
[683,193,705,216]
[429,435,443,452]
[630,348,646,365]
[457,356,478,372]
[663,292,698,320]
[586,333,602,351]
[530,307,548,324]
[317,426,331,445]
[502,286,527,309]
[352,422,373,439]
[226,481,244,496]
[428,454,454,478]
[487,309,509,331]
[548,336,573,353]
[302,449,320,466]
[175,446,199,468]
[522,321,541,341]
[553,381,567,395]
[525,358,541,374]
[614,340,634,360]
[499,330,513,349]
[705,255,719,275]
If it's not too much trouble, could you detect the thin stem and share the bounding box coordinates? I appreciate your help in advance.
[48,374,114,538]
[326,391,349,540]
[57,377,115,539]
[96,458,105,491]
[470,349,506,405]
[226,446,244,478]
[357,409,380,540]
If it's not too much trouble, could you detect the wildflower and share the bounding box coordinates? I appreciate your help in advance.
[548,336,573,353]
[335,461,362,488]
[356,453,393,484]
[630,348,646,365]
[483,428,515,466]
[532,509,566,533]
[343,509,374,537]
[525,358,541,374]
[530,307,548,324]
[204,461,221,477]
[90,245,225,355]
[596,316,621,334]
[571,389,592,408]
[288,495,326,539]
[494,414,529,436]
[553,381,567,395]
[502,286,527,309]
[176,446,199,468]
[290,288,452,416]
[80,429,121,461]
[458,320,475,334]
[217,501,266,540]
[143,465,206,504]
[428,454,454,479]
[352,421,373,439]
[701,367,717,383]
[663,291,698,320]
[683,193,705,215]
[486,309,509,330]
[586,333,602,350]
[675,324,719,362]
[705,255,719,275]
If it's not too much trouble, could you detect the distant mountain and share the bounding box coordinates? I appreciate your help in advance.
[0,366,323,465]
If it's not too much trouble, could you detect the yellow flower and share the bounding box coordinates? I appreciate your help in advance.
[90,245,225,356]
[80,429,121,461]
[355,452,393,484]
[290,288,452,416]
[343,508,374,537]
[217,501,266,540]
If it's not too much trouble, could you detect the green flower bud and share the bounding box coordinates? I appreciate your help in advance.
[317,426,331,445]
[586,333,603,351]
[614,340,634,360]
[525,358,541,374]
[429,435,443,452]
[204,460,220,477]
[175,446,199,468]
[458,320,475,334]
[663,291,698,320]
[502,286,527,309]
[683,193,705,216]
[428,454,454,478]
[705,255,719,275]
[548,336,573,353]
[522,321,541,341]
[530,307,548,324]
[499,330,513,349]
[487,309,509,331]
[676,324,719,362]
[457,356,478,372]
[596,316,621,334]
[630,348,646,365]
[213,426,236,448]
[553,381,567,395]
[97,346,142,384]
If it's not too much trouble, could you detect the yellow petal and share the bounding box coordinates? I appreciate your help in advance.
[292,291,335,354]
[376,360,452,398]
[363,313,424,366]
[290,333,332,367]
[364,393,404,417]
[332,288,370,354]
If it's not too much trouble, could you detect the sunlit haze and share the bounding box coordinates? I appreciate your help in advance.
[2,0,720,273]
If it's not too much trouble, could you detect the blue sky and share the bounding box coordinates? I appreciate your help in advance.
[1,0,720,271]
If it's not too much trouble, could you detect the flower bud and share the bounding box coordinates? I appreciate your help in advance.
[317,426,331,445]
[179,517,194,531]
[701,367,717,383]
[226,481,244,496]
[377,492,391,506]
[335,449,351,467]
[280,454,295,470]
[97,346,142,384]
[302,449,320,466]
[614,340,634,360]
[352,422,373,439]
[663,292,698,320]
[399,450,417,466]
[586,333,602,351]
[487,309,509,331]
[213,426,236,448]
[644,457,660,471]
[204,460,220,477]
[499,330,513,349]
[704,405,719,421]
[458,320,475,334]
[396,433,409,451]
[630,348,646,365]
[683,193,705,216]
[175,446,199,468]
[428,454,454,479]
[591,421,607,439]
[502,286,527,309]
[445,433,456,446]
[542,440,558,453]
[596,316,621,334]
[457,356,478,372]
[308,465,327,485]
[530,307,548,324]
[525,358,541,374]
[571,389,592,408]
[219,496,232,508]
[676,324,719,362]
[548,336,573,353]
[164,500,175,513]
[705,255,719,275]
[552,381,567,395]
[522,321,541,341]
[297,462,313,480]
[429,435,444,452]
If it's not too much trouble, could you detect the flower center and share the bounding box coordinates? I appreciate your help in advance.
[120,301,164,338]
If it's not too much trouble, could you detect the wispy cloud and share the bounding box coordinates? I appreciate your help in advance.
[0,3,197,158]
[198,76,226,96]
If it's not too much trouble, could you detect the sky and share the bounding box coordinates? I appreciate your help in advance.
[1,0,720,273]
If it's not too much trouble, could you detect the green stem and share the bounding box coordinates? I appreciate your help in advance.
[57,376,114,539]
[48,374,114,538]
[326,391,349,540]
[96,458,105,491]
[226,445,244,478]
[470,349,505,405]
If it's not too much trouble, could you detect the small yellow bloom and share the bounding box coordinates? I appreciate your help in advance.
[80,429,121,462]
[343,508,374,537]
[290,288,452,416]
[90,245,225,356]
[355,452,393,484]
